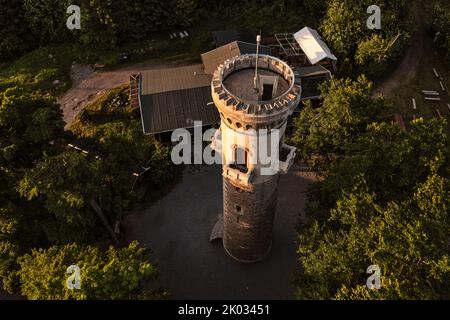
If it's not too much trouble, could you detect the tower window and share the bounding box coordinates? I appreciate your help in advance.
[231,147,248,173]
[235,205,243,223]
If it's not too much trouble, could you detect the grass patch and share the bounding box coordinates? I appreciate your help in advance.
[383,1,450,122]
[69,84,134,135]
[0,45,81,96]
[388,57,450,121]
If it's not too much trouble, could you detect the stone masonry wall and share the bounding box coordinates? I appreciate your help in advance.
[222,175,280,262]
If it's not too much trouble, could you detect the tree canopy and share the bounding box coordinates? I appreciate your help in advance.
[16,241,166,300]
[0,84,174,298]
[291,76,389,173]
[0,87,64,169]
[431,0,450,63]
[319,0,411,78]
[0,0,34,60]
[18,151,103,244]
[293,76,450,299]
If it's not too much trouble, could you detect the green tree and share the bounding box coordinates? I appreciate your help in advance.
[23,0,73,45]
[0,168,31,293]
[18,151,117,244]
[319,0,411,78]
[355,34,396,78]
[296,119,450,299]
[0,240,19,293]
[173,0,203,28]
[0,0,34,61]
[78,0,118,49]
[0,87,64,169]
[16,241,166,300]
[323,119,448,205]
[291,76,389,173]
[320,0,365,58]
[117,0,171,42]
[302,0,328,18]
[431,1,450,63]
[0,172,20,292]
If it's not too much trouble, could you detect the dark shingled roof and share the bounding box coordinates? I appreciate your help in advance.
[138,65,219,134]
[201,41,271,75]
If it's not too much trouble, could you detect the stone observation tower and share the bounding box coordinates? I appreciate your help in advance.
[210,44,301,262]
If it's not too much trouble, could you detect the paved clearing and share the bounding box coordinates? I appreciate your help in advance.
[123,165,316,299]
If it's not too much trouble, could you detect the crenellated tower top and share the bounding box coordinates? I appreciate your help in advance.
[211,54,301,133]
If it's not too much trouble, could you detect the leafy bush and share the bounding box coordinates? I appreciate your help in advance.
[16,241,166,300]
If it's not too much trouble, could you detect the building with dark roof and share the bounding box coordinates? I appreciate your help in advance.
[130,27,336,136]
[130,64,219,135]
[212,30,255,47]
[295,65,332,100]
[201,41,271,75]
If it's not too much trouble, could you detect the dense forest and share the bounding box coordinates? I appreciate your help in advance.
[0,0,449,300]
[0,0,416,77]
[291,77,450,299]
[0,0,181,298]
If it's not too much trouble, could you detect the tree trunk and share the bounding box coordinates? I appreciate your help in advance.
[90,199,119,246]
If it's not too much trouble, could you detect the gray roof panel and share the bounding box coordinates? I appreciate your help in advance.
[201,41,271,75]
[140,64,212,95]
[140,86,219,134]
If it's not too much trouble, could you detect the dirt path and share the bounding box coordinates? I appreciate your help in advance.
[58,60,189,128]
[373,3,425,98]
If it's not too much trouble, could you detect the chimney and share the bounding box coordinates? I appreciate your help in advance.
[129,73,141,110]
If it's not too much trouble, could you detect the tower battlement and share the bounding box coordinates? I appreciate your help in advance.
[211,54,301,132]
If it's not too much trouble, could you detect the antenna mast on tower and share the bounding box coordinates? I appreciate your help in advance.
[253,32,261,93]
